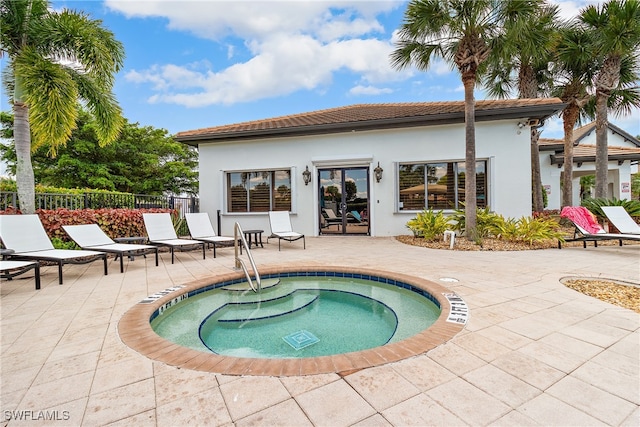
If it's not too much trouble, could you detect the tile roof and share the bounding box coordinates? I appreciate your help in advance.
[549,144,640,166]
[175,98,565,143]
[539,121,640,149]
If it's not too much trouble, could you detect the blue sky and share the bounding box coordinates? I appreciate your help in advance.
[1,0,639,145]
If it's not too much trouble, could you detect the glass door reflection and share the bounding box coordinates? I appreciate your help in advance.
[319,167,369,235]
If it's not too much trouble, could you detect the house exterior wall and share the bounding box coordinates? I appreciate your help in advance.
[197,119,531,237]
[539,129,637,210]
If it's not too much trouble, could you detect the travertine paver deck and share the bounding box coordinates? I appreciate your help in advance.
[1,236,638,426]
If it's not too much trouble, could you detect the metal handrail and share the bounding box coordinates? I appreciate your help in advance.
[234,222,261,292]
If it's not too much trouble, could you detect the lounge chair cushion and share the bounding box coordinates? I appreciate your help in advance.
[601,206,640,234]
[185,213,234,242]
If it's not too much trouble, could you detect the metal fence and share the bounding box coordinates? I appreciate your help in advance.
[0,191,199,216]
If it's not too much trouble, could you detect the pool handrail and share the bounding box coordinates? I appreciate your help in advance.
[234,222,262,292]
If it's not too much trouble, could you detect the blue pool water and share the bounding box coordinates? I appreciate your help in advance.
[151,275,441,359]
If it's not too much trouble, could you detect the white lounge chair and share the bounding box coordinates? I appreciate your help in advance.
[63,224,159,273]
[322,208,342,229]
[142,213,206,263]
[267,211,305,251]
[185,213,235,257]
[1,260,41,290]
[559,206,640,248]
[601,206,640,234]
[0,214,107,284]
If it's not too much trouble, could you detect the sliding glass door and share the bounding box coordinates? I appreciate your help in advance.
[318,167,369,235]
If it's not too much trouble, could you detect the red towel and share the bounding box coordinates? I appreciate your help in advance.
[561,206,605,234]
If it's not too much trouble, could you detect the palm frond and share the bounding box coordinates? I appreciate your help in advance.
[39,9,125,88]
[69,70,123,145]
[14,47,78,153]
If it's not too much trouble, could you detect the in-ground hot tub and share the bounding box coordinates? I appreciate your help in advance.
[118,266,468,376]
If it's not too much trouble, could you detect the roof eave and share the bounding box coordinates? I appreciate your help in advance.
[176,102,566,146]
[550,153,640,165]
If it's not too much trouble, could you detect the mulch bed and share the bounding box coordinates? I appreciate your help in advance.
[563,279,640,314]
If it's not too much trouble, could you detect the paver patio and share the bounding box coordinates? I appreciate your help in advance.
[1,236,638,426]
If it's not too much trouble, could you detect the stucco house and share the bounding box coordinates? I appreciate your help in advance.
[175,98,565,238]
[539,122,640,210]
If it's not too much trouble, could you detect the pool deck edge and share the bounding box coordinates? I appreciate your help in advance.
[117,265,465,376]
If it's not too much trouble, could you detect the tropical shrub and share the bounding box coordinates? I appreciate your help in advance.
[581,198,640,218]
[406,208,452,240]
[449,206,502,239]
[486,215,520,241]
[508,216,565,246]
[448,206,564,246]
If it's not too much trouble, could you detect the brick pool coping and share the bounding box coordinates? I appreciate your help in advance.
[117,266,466,376]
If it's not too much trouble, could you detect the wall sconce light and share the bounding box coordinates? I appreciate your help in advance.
[374,162,383,183]
[516,121,526,134]
[302,165,311,186]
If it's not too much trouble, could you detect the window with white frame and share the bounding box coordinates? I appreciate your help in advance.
[398,161,487,211]
[226,169,291,212]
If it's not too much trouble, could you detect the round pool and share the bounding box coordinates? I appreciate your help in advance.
[119,266,467,376]
[152,275,441,358]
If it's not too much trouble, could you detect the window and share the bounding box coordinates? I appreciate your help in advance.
[398,161,487,211]
[226,170,292,213]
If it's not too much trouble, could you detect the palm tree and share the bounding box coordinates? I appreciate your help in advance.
[0,0,124,213]
[580,0,640,198]
[482,0,559,212]
[552,25,596,208]
[390,0,507,239]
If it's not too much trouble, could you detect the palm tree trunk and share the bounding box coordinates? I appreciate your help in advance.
[531,127,544,211]
[462,73,477,239]
[594,92,609,198]
[518,65,544,212]
[562,104,578,208]
[13,101,36,214]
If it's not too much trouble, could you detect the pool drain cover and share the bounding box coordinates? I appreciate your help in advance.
[283,330,319,350]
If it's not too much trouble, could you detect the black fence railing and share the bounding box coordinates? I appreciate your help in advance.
[0,192,199,216]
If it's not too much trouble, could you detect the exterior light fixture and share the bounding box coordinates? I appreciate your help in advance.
[374,162,383,183]
[302,165,311,186]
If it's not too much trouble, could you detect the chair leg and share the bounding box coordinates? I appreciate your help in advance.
[171,247,175,264]
[202,243,206,259]
[103,255,108,275]
[58,261,64,285]
[119,254,124,273]
[154,249,159,266]
[34,263,41,290]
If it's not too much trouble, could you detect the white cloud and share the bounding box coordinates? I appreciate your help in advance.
[112,0,619,111]
[106,0,398,41]
[550,0,604,22]
[115,1,403,107]
[349,85,392,96]
[111,0,405,107]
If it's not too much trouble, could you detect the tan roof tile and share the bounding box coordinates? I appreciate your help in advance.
[175,98,564,141]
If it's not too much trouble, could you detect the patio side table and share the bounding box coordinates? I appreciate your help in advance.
[242,229,264,249]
